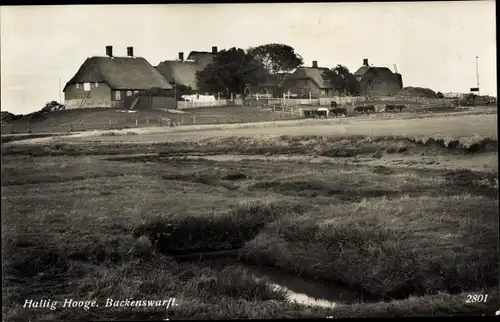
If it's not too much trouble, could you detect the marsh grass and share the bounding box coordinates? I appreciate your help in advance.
[240,195,498,300]
[2,134,498,319]
[2,134,496,159]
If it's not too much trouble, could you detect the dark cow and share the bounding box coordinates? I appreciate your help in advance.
[303,110,315,118]
[365,105,376,113]
[303,110,316,118]
[354,105,375,115]
[385,104,406,112]
[329,107,347,117]
[385,104,396,112]
[330,101,338,108]
[314,109,328,118]
[353,106,364,113]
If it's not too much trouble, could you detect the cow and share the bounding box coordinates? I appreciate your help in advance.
[303,110,314,118]
[329,107,347,117]
[354,105,375,115]
[385,104,396,112]
[353,106,364,114]
[386,104,406,112]
[365,105,376,113]
[315,108,329,118]
[330,101,338,108]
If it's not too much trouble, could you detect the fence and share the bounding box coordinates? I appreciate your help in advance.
[177,99,229,109]
[175,96,433,110]
[1,108,303,135]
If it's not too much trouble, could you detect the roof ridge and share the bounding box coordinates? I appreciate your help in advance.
[159,59,197,65]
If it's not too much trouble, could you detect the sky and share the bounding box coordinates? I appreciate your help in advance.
[1,2,497,114]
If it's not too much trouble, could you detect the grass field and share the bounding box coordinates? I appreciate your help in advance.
[1,105,301,135]
[2,112,499,320]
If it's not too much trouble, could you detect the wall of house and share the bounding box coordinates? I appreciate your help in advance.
[282,79,328,98]
[64,82,112,109]
[359,71,402,96]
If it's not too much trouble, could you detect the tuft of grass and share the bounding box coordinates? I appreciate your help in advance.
[133,199,309,254]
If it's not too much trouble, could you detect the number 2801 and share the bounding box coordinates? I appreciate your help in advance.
[465,294,488,303]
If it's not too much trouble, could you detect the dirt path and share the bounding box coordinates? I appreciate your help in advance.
[78,113,497,143]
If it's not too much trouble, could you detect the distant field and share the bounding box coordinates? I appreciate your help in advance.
[1,105,300,135]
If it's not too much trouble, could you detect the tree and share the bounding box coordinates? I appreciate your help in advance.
[172,84,194,101]
[41,101,65,113]
[247,43,303,96]
[196,47,267,98]
[323,64,360,96]
[436,91,444,99]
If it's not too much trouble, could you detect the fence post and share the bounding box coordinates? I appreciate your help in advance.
[109,120,113,129]
[11,125,15,134]
[181,116,184,125]
[158,116,161,124]
[257,113,260,122]
[69,123,73,132]
[146,118,149,125]
[81,121,84,131]
[240,114,243,123]
[193,115,196,125]
[135,119,138,127]
[216,116,219,124]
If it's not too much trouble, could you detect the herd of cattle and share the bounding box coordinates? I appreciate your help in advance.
[301,102,407,118]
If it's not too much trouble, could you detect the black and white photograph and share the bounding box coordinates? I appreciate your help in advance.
[1,2,498,320]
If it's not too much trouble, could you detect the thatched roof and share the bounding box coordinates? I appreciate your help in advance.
[63,56,173,91]
[353,66,394,78]
[286,66,331,89]
[155,60,205,90]
[353,65,370,76]
[187,51,214,60]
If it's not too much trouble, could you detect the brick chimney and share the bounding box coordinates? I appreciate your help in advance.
[312,60,318,68]
[106,46,113,57]
[363,58,369,66]
[178,52,184,61]
[127,46,134,57]
[212,46,218,54]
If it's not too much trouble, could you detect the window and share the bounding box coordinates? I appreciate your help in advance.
[83,82,91,91]
[126,90,132,97]
[95,82,99,88]
[76,83,80,89]
[133,90,139,95]
[115,91,121,101]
